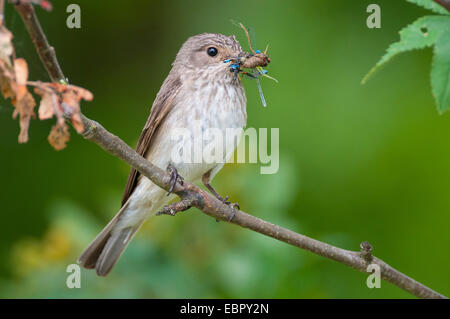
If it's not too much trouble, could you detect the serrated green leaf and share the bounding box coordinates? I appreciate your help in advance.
[362,16,450,84]
[406,0,450,15]
[431,31,450,113]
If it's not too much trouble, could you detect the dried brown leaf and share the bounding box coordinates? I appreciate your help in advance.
[16,81,92,147]
[46,82,66,93]
[0,26,13,65]
[48,124,70,151]
[38,92,54,120]
[14,91,36,143]
[71,112,84,133]
[48,83,94,101]
[61,88,86,133]
[72,86,94,101]
[14,58,28,85]
[13,58,29,101]
[62,89,79,110]
[0,25,15,101]
[0,60,15,100]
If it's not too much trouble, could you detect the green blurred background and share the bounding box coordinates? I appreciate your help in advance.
[0,0,449,298]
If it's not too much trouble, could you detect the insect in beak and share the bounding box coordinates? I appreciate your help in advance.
[223,22,277,107]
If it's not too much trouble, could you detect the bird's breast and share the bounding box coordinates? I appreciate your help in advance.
[178,79,247,131]
[146,76,247,182]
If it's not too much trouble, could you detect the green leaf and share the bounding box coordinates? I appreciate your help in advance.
[431,31,450,113]
[362,16,450,84]
[406,0,450,15]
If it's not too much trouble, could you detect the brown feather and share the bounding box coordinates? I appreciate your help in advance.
[121,74,182,206]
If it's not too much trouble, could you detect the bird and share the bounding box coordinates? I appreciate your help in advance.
[77,33,252,276]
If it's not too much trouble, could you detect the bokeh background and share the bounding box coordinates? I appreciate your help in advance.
[0,0,449,298]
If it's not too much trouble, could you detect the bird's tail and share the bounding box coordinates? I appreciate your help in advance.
[77,202,142,276]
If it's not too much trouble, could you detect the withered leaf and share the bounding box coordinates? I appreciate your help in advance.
[48,124,70,151]
[49,82,94,101]
[61,88,89,133]
[62,89,79,110]
[72,86,93,101]
[71,112,84,134]
[0,60,15,100]
[62,90,82,132]
[14,58,28,85]
[0,26,15,101]
[0,25,13,65]
[14,91,37,143]
[38,92,55,120]
[10,59,35,144]
[33,82,93,135]
[8,77,93,148]
[13,58,29,101]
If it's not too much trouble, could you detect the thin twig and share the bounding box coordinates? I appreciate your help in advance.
[13,2,447,299]
[14,3,64,82]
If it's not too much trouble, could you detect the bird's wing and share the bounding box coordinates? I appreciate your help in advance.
[121,74,182,206]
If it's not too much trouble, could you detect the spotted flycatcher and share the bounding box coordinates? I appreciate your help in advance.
[78,33,267,276]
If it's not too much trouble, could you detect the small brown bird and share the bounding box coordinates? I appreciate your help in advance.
[78,33,266,276]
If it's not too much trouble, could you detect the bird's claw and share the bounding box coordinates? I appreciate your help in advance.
[218,196,239,222]
[226,202,239,222]
[167,164,184,196]
[202,178,240,222]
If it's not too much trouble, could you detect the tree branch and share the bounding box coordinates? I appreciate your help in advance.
[14,2,447,299]
[14,2,64,82]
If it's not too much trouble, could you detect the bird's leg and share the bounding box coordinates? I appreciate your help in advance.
[166,163,184,196]
[157,164,190,216]
[202,173,227,202]
[202,171,240,222]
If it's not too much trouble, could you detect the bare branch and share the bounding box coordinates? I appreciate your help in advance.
[13,2,447,299]
[14,3,64,82]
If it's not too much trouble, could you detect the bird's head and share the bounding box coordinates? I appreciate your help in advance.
[174,33,242,69]
[173,33,269,83]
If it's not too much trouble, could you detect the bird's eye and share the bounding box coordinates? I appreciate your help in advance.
[207,47,218,57]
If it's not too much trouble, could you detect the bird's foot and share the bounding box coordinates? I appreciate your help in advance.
[225,201,240,222]
[203,181,239,222]
[166,164,184,196]
[202,171,240,222]
[214,194,240,222]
